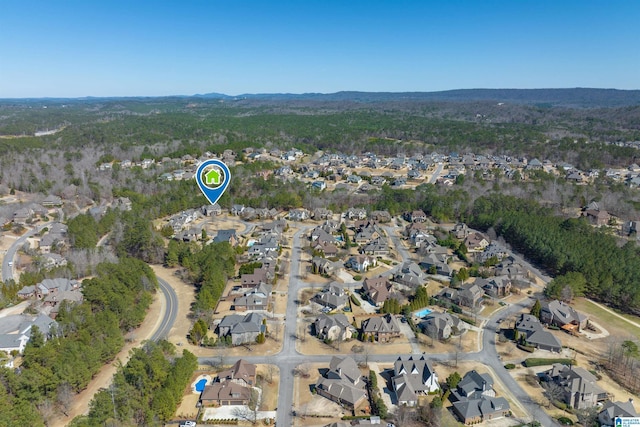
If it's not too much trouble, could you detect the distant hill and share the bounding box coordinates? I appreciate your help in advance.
[196,88,640,108]
[3,88,640,108]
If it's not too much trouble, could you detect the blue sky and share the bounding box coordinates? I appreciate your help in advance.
[1,0,638,97]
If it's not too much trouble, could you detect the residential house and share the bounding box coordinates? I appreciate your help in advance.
[313,313,356,341]
[354,224,380,245]
[312,180,327,191]
[0,314,58,354]
[231,204,245,216]
[168,209,199,232]
[310,227,335,244]
[213,229,238,246]
[479,276,512,298]
[312,257,343,276]
[345,208,367,220]
[240,267,271,287]
[526,158,543,170]
[313,283,348,310]
[476,242,509,264]
[261,220,286,235]
[39,232,64,253]
[453,223,469,239]
[315,356,367,409]
[42,253,67,270]
[451,370,496,401]
[515,314,562,352]
[369,210,391,222]
[420,253,452,277]
[407,170,421,179]
[288,208,311,221]
[420,312,468,340]
[312,208,333,220]
[217,313,266,345]
[495,257,529,281]
[176,227,200,243]
[598,400,638,426]
[361,314,401,343]
[201,203,222,216]
[622,220,639,237]
[233,284,272,311]
[345,255,377,273]
[361,237,389,256]
[464,232,490,252]
[451,395,511,425]
[12,207,34,224]
[409,229,436,249]
[362,277,392,306]
[541,364,608,409]
[449,370,510,425]
[405,210,427,223]
[42,195,62,207]
[393,262,426,288]
[43,290,83,319]
[583,209,611,226]
[312,241,339,257]
[439,282,484,308]
[218,359,256,387]
[540,300,589,332]
[18,278,79,300]
[240,207,257,220]
[392,355,440,406]
[346,175,362,184]
[247,236,279,259]
[199,382,252,406]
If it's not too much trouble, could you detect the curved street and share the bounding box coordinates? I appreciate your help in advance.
[196,223,559,427]
[151,277,179,342]
[2,221,58,282]
[2,214,557,425]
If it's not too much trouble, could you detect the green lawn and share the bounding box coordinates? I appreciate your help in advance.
[572,298,640,341]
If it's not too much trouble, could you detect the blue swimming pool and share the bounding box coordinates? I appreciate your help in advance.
[414,308,432,318]
[195,378,207,392]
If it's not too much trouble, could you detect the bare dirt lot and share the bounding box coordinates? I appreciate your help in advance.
[417,329,480,354]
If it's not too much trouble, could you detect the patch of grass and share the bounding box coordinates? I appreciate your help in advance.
[572,298,640,341]
[523,358,576,367]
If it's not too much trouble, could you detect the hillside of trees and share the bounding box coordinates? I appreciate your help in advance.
[470,195,640,312]
[0,257,157,425]
[69,341,197,427]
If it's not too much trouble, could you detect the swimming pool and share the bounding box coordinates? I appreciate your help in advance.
[195,378,207,392]
[414,308,432,318]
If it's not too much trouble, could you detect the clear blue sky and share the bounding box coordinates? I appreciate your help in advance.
[1,0,638,97]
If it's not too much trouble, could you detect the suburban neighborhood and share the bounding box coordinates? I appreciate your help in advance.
[1,146,640,427]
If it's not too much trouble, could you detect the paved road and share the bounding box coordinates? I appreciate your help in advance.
[480,299,559,426]
[429,162,445,184]
[150,277,179,342]
[2,221,58,282]
[194,220,559,426]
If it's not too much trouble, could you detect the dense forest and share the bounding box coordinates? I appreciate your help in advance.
[469,195,640,311]
[69,341,197,427]
[0,258,157,426]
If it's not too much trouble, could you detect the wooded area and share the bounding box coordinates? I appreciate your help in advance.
[69,341,197,427]
[0,258,156,425]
